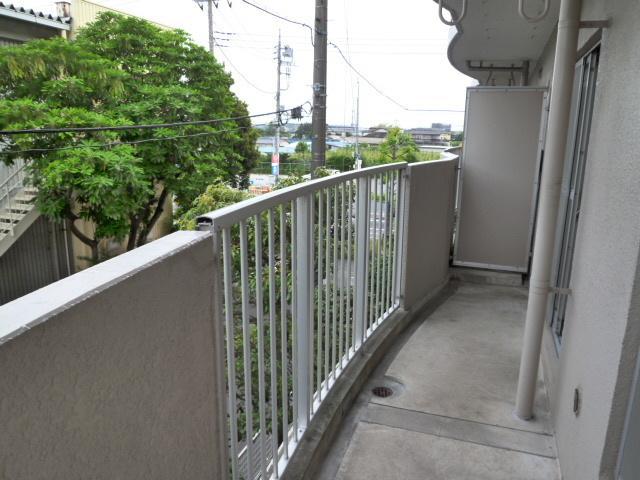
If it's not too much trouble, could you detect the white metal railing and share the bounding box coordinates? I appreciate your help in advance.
[198,163,408,480]
[0,159,28,236]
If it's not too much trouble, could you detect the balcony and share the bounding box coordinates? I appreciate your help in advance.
[0,153,558,479]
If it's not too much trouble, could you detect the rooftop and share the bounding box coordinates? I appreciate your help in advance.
[0,1,71,29]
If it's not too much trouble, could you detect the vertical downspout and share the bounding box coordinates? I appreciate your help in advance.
[515,0,582,420]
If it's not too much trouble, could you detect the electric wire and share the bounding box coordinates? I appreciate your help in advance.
[0,106,306,136]
[239,0,317,45]
[205,5,274,91]
[329,42,464,113]
[234,1,465,114]
[0,124,255,156]
[214,39,274,94]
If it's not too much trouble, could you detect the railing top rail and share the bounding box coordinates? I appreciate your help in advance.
[198,162,408,229]
[0,159,27,191]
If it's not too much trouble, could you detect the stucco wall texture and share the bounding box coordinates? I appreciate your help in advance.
[0,232,225,479]
[537,0,640,478]
[402,157,458,310]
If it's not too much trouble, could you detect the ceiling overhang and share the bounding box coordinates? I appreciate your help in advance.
[434,0,559,84]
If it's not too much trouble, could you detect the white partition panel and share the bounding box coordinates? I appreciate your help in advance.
[454,87,547,273]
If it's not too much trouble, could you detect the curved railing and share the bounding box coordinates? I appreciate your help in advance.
[198,163,408,479]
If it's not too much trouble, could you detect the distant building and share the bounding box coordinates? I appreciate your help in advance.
[364,128,389,139]
[0,1,70,45]
[256,137,294,155]
[327,125,357,136]
[405,124,452,146]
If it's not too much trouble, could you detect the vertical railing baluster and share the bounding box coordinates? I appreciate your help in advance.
[368,175,378,330]
[380,172,389,320]
[346,180,353,358]
[338,182,346,367]
[239,221,253,480]
[267,209,279,478]
[210,226,230,480]
[291,200,298,442]
[385,172,396,313]
[390,170,400,306]
[279,206,289,460]
[354,176,370,349]
[294,194,312,435]
[375,174,384,325]
[331,185,339,379]
[254,214,267,480]
[316,191,324,402]
[393,169,408,304]
[323,188,331,390]
[222,227,239,480]
[308,195,315,419]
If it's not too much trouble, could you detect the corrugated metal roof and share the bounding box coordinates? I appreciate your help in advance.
[0,2,71,29]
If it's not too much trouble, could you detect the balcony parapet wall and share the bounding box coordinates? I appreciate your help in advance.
[0,231,227,479]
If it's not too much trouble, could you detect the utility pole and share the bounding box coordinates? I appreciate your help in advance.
[355,81,361,169]
[273,31,282,179]
[311,0,328,175]
[207,0,215,54]
[272,33,293,179]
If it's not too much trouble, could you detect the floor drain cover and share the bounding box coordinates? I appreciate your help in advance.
[372,386,393,398]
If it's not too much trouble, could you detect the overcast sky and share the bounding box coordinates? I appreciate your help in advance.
[18,0,474,129]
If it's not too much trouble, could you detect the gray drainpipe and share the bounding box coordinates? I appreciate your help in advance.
[515,0,582,420]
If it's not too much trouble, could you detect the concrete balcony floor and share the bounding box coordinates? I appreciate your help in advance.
[316,278,559,480]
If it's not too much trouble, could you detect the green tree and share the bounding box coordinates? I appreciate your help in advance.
[295,122,313,139]
[379,127,419,163]
[0,13,259,262]
[176,182,250,230]
[294,141,310,155]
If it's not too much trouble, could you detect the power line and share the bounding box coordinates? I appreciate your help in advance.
[213,39,274,94]
[0,125,255,156]
[235,1,465,114]
[0,106,305,136]
[239,0,316,45]
[329,42,465,113]
[194,2,274,94]
[240,0,314,34]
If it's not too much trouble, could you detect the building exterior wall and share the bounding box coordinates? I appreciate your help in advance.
[70,0,171,36]
[0,215,73,305]
[535,1,640,478]
[0,231,226,479]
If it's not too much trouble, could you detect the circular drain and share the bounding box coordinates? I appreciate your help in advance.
[371,386,394,398]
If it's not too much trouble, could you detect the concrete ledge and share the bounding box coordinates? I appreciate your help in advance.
[282,281,452,480]
[0,230,210,345]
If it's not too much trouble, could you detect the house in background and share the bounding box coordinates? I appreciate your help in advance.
[0,1,70,45]
[405,124,452,146]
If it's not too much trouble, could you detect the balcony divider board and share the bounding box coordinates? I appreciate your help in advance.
[453,87,548,273]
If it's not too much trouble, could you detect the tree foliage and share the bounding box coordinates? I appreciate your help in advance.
[294,122,313,139]
[0,13,259,262]
[176,182,250,230]
[379,126,419,163]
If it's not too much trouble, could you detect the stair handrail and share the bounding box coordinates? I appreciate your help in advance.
[0,159,29,237]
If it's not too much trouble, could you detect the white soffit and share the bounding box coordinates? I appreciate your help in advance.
[436,0,560,81]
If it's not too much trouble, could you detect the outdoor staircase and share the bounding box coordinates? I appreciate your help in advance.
[0,159,40,256]
[0,188,37,244]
